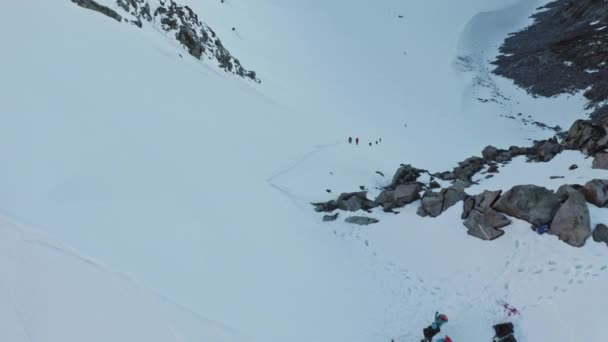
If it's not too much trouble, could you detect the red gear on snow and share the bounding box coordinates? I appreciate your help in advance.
[444,336,452,342]
[439,314,448,322]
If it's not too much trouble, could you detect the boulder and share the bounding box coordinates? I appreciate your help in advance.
[593,224,608,246]
[336,192,376,211]
[482,145,499,161]
[374,184,422,211]
[323,213,339,222]
[418,185,467,218]
[389,165,426,188]
[592,153,608,170]
[550,187,591,247]
[487,164,499,173]
[563,119,607,154]
[312,200,337,213]
[526,137,562,162]
[492,185,562,227]
[582,179,608,207]
[345,216,379,225]
[464,207,511,241]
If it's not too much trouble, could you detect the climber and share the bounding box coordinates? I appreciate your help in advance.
[356,137,359,145]
[422,312,448,342]
[349,137,353,144]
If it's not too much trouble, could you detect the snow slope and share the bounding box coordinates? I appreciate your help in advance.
[1,0,608,341]
[0,215,248,342]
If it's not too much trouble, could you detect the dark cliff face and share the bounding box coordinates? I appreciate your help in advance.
[493,0,608,120]
[72,0,260,83]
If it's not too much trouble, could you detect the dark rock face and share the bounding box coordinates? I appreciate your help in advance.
[582,179,608,207]
[70,0,259,82]
[593,224,608,246]
[312,192,376,213]
[435,157,485,184]
[389,165,426,188]
[493,185,562,227]
[462,190,502,219]
[375,184,422,212]
[345,216,379,225]
[71,0,123,22]
[592,153,608,170]
[492,0,608,119]
[550,185,591,247]
[563,120,607,154]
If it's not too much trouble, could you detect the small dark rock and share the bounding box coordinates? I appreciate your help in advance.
[345,216,379,225]
[569,164,579,170]
[593,224,608,246]
[323,213,339,222]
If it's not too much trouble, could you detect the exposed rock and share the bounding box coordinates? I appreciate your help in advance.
[592,153,608,170]
[550,186,591,247]
[336,192,376,212]
[492,185,562,227]
[526,137,561,162]
[418,184,467,218]
[323,213,339,222]
[345,216,379,225]
[428,181,441,189]
[389,165,426,188]
[462,190,502,219]
[436,157,485,183]
[593,224,608,246]
[582,179,608,207]
[563,120,607,154]
[482,145,512,163]
[464,207,510,241]
[375,171,385,177]
[569,164,579,170]
[550,176,565,179]
[375,184,422,211]
[487,164,499,173]
[312,200,337,213]
[71,0,123,22]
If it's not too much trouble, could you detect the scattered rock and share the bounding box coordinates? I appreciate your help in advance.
[325,189,331,193]
[418,184,467,218]
[582,179,608,207]
[550,176,565,179]
[526,137,562,162]
[323,213,339,222]
[592,153,608,170]
[493,185,562,227]
[550,185,591,247]
[336,192,376,211]
[593,224,608,246]
[345,216,379,225]
[428,181,441,189]
[436,157,485,183]
[482,146,512,163]
[569,164,579,170]
[375,171,385,177]
[487,164,499,173]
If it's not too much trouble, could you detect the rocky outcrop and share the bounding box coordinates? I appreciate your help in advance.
[582,179,608,207]
[492,0,608,119]
[563,120,607,154]
[550,185,591,247]
[70,0,259,82]
[417,182,467,218]
[71,0,122,22]
[375,184,422,212]
[313,192,376,213]
[435,157,484,184]
[593,224,608,246]
[389,165,426,188]
[526,138,561,162]
[592,153,608,170]
[492,185,562,227]
[462,190,502,219]
[345,216,379,225]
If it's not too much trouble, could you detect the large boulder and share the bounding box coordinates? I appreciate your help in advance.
[563,119,608,154]
[592,153,608,170]
[492,185,562,227]
[375,184,422,211]
[389,165,426,188]
[550,186,591,247]
[464,207,510,241]
[582,179,608,207]
[418,184,467,218]
[593,224,608,246]
[345,216,379,225]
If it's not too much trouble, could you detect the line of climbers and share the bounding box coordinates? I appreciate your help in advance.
[348,137,381,146]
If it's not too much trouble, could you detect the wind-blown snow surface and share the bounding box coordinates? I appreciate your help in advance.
[0,215,248,342]
[1,0,608,341]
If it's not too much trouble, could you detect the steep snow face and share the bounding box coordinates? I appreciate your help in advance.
[1,0,608,342]
[0,215,248,342]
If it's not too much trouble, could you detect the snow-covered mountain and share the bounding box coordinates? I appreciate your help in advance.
[1,0,608,341]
